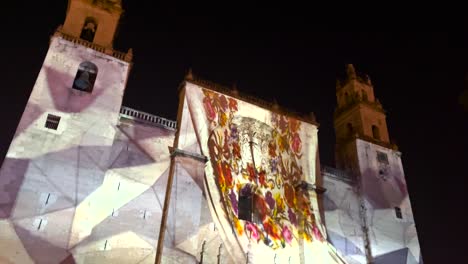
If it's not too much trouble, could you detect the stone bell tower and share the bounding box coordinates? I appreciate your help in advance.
[333,65,422,263]
[0,0,132,263]
[62,0,123,47]
[334,64,392,172]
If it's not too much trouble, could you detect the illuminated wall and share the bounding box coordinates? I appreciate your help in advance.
[323,170,366,264]
[172,81,345,263]
[323,139,421,264]
[355,139,421,263]
[0,35,175,264]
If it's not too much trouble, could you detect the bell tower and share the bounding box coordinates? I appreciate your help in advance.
[334,64,392,171]
[0,1,132,263]
[62,0,123,47]
[333,65,422,263]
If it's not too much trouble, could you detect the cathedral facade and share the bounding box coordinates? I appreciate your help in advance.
[0,1,421,263]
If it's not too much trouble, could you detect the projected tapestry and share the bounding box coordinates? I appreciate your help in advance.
[182,82,342,262]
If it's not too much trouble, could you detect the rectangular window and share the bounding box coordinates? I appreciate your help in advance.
[376,151,389,164]
[238,195,252,222]
[45,114,61,130]
[395,207,403,219]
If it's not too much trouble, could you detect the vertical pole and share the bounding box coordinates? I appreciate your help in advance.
[155,147,177,264]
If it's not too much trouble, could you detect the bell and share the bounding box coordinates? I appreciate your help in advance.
[73,71,91,91]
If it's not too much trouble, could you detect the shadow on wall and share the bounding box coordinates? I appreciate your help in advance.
[361,168,407,210]
[13,224,75,264]
[0,158,29,219]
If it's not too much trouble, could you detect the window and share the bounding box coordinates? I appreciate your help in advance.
[394,207,403,219]
[80,17,98,42]
[72,61,98,92]
[45,114,61,130]
[344,92,350,104]
[346,123,355,137]
[238,194,252,222]
[362,90,368,101]
[372,125,380,140]
[376,151,389,164]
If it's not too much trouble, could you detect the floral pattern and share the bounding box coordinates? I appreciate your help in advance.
[203,88,323,249]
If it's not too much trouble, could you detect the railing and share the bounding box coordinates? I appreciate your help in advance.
[321,165,353,182]
[52,26,132,62]
[119,106,177,130]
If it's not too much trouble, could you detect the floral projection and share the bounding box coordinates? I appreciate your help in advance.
[203,89,323,249]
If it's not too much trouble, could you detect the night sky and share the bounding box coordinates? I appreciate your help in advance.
[2,1,468,263]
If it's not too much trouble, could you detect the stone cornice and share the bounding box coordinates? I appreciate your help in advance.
[336,133,398,151]
[334,100,385,121]
[182,73,320,127]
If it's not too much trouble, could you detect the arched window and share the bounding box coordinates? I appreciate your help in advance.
[347,123,354,137]
[80,17,98,42]
[72,61,98,93]
[372,125,380,140]
[344,92,351,105]
[362,90,368,101]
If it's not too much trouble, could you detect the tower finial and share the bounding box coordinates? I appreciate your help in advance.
[346,64,357,80]
[185,68,194,80]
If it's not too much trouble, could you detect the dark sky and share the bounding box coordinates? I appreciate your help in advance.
[1,1,468,263]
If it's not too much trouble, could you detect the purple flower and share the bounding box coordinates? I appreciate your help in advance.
[265,191,275,209]
[230,125,238,140]
[288,208,297,226]
[270,157,278,173]
[240,184,253,197]
[229,190,238,215]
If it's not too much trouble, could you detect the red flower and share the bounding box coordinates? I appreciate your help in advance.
[232,142,241,159]
[279,116,288,133]
[263,218,280,240]
[219,95,229,111]
[222,161,233,187]
[258,170,266,186]
[228,98,238,111]
[291,133,302,154]
[247,163,256,182]
[284,183,296,208]
[255,195,269,220]
[203,97,216,121]
[223,139,231,159]
[289,118,300,133]
[268,141,277,157]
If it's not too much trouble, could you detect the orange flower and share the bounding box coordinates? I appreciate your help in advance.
[275,193,285,214]
[277,135,288,152]
[222,161,233,187]
[219,112,228,127]
[233,217,243,236]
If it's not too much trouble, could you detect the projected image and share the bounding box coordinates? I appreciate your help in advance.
[202,89,323,249]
